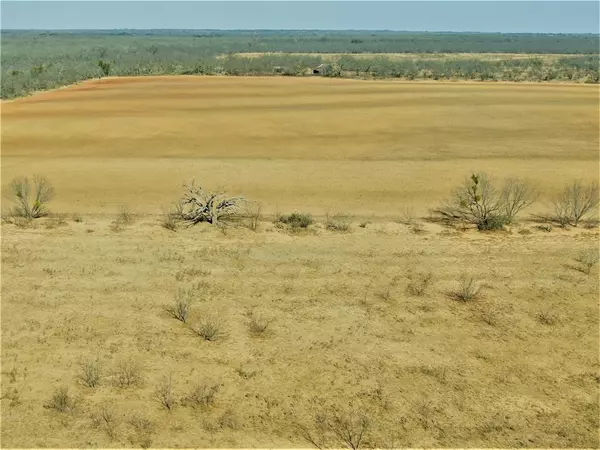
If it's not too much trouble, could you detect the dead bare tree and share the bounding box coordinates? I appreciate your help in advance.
[176,180,245,226]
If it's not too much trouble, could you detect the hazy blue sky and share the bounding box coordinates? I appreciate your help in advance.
[1,1,599,33]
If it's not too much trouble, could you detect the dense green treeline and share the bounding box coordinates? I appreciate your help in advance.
[2,31,599,98]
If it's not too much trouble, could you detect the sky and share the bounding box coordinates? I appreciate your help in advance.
[1,1,599,33]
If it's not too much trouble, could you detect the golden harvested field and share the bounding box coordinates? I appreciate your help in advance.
[227,52,590,62]
[1,76,599,448]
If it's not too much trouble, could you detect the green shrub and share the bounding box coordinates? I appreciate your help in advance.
[278,212,314,229]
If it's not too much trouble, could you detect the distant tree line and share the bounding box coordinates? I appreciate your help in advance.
[2,31,599,98]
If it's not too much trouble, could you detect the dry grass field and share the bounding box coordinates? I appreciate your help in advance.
[1,76,599,448]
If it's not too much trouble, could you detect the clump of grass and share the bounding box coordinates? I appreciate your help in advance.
[154,374,176,410]
[167,289,193,323]
[113,360,142,388]
[183,382,220,409]
[277,212,313,229]
[79,358,102,388]
[218,408,239,429]
[246,310,273,337]
[110,205,135,231]
[161,206,178,231]
[45,386,75,413]
[575,249,600,275]
[536,309,559,326]
[195,316,225,341]
[535,224,553,232]
[325,213,352,232]
[406,272,434,297]
[449,274,481,302]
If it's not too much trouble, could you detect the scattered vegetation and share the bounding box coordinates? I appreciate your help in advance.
[246,310,273,337]
[6,175,55,219]
[91,405,119,440]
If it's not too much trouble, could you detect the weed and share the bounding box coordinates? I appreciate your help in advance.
[325,212,352,232]
[92,405,119,439]
[406,272,434,297]
[45,386,75,413]
[154,374,176,410]
[536,309,559,326]
[79,357,102,387]
[183,382,219,409]
[113,360,142,388]
[195,316,225,341]
[449,274,481,302]
[278,212,314,229]
[247,310,273,336]
[575,249,600,275]
[167,290,193,323]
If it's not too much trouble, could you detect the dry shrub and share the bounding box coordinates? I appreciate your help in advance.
[246,310,273,336]
[161,205,179,231]
[7,174,55,219]
[167,289,193,323]
[536,309,559,326]
[45,386,75,413]
[113,360,143,388]
[449,274,481,302]
[278,212,314,229]
[432,173,536,230]
[325,212,352,232]
[294,410,371,450]
[79,357,102,388]
[154,374,176,410]
[92,405,119,440]
[183,382,220,409]
[242,201,262,231]
[575,249,599,275]
[551,180,599,227]
[195,316,225,341]
[406,272,434,297]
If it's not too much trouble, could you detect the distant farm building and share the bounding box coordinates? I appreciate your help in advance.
[313,64,333,76]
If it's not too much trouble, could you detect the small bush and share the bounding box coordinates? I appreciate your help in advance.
[7,175,55,219]
[167,290,193,323]
[433,173,535,230]
[117,205,135,225]
[575,249,600,275]
[449,275,481,302]
[551,181,599,227]
[243,201,262,231]
[195,316,225,341]
[183,382,219,409]
[92,405,119,440]
[247,310,273,336]
[79,358,102,388]
[98,59,111,76]
[154,374,176,410]
[45,386,75,413]
[278,212,314,229]
[325,213,352,232]
[113,360,142,388]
